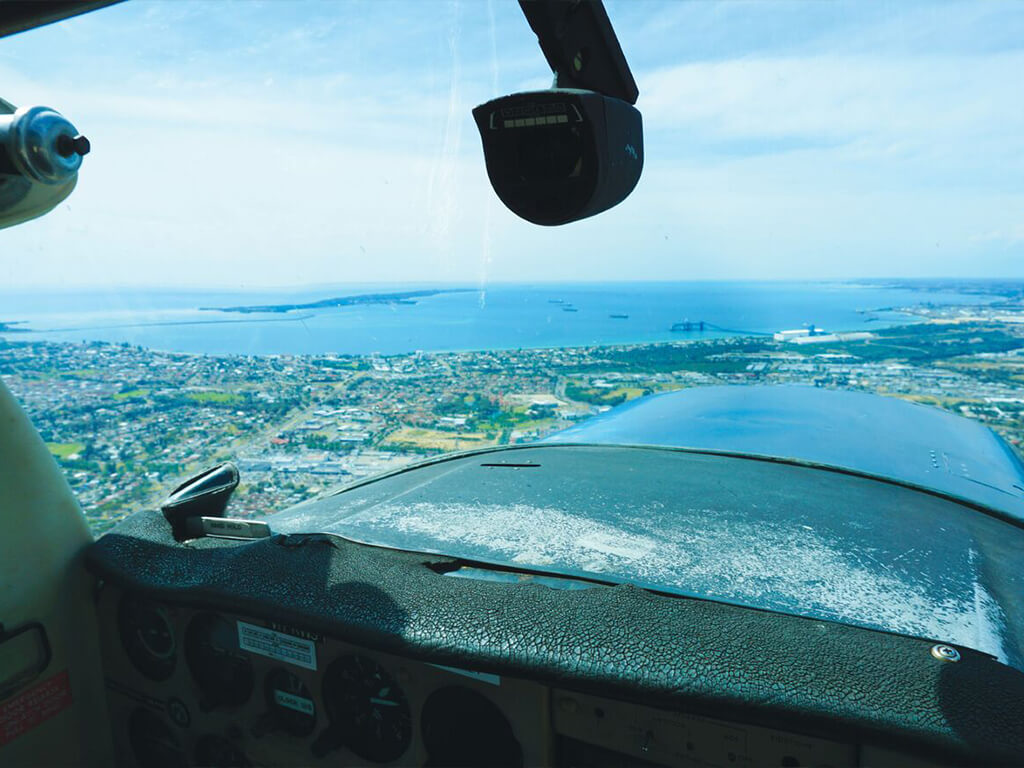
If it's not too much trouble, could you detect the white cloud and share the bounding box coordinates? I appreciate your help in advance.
[1,0,1022,287]
[642,53,1024,158]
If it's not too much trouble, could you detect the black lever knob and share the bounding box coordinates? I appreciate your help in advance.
[161,462,240,541]
[55,133,90,158]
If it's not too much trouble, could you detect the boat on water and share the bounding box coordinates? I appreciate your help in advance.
[609,313,629,319]
[563,307,579,312]
[548,299,564,304]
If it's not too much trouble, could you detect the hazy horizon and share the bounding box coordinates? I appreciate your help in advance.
[1,275,1016,297]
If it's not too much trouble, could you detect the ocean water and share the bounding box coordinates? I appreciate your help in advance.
[0,281,991,356]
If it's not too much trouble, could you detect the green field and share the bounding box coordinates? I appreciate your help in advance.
[47,441,85,459]
[113,388,150,400]
[383,427,496,451]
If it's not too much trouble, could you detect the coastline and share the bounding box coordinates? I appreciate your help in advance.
[0,280,998,357]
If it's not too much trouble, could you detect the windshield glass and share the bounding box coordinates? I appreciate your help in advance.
[2,1,1024,649]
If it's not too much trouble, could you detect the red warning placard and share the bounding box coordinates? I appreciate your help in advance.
[0,670,72,746]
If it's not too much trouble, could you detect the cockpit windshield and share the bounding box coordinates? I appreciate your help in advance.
[2,0,1024,652]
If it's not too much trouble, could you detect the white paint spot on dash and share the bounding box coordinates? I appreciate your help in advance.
[575,531,658,560]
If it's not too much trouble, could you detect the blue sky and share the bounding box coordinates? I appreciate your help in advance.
[0,0,1021,289]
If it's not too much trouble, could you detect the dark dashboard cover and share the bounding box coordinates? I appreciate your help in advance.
[271,445,1024,672]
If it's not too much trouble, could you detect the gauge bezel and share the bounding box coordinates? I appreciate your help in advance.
[117,594,177,682]
[321,653,412,763]
[184,612,254,710]
[127,706,186,768]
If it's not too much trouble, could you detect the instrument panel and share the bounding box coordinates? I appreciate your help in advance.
[98,585,941,768]
[103,586,550,767]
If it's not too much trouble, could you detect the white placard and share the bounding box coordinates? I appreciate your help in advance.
[274,689,315,716]
[237,621,317,670]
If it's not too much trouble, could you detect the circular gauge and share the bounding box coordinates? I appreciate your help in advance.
[193,735,250,767]
[263,667,316,737]
[321,654,411,763]
[184,613,253,710]
[118,594,177,681]
[421,686,522,767]
[128,707,187,768]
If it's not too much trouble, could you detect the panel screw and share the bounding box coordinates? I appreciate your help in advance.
[166,696,190,727]
[931,644,961,662]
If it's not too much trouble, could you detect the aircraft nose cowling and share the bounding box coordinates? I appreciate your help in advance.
[544,384,1024,522]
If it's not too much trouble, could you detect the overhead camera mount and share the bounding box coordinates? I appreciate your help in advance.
[473,0,643,226]
[518,0,638,105]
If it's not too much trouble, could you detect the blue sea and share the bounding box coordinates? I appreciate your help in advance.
[0,281,992,356]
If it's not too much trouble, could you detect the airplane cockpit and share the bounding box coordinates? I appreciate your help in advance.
[2,2,1024,768]
[79,384,1024,767]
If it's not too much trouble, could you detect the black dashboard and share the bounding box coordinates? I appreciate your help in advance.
[85,449,1024,767]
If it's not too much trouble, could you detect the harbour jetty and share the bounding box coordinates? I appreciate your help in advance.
[671,320,705,332]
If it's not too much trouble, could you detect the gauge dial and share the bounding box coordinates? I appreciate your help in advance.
[322,654,411,763]
[264,667,316,737]
[184,613,253,710]
[128,707,186,768]
[422,686,523,767]
[118,594,177,681]
[193,735,251,767]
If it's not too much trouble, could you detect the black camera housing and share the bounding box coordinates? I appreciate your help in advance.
[472,88,643,226]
